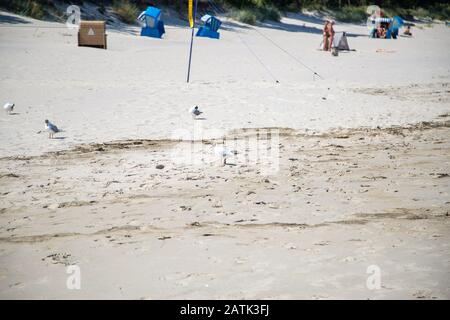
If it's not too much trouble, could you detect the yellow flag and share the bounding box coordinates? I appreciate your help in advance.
[188,0,194,28]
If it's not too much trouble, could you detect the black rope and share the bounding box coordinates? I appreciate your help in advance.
[235,30,279,83]
[207,0,226,14]
[205,0,323,80]
[251,27,324,80]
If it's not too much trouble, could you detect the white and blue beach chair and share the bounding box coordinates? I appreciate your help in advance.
[138,6,165,39]
[196,14,222,39]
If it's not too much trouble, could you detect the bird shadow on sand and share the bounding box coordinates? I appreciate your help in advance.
[8,112,20,116]
[52,137,66,140]
[195,117,207,120]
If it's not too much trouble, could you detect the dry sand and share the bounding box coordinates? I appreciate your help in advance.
[0,9,449,299]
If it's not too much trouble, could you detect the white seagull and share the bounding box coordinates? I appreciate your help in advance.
[189,105,203,119]
[45,119,60,139]
[3,102,14,114]
[214,143,234,166]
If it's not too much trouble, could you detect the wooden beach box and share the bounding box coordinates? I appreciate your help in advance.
[78,21,107,49]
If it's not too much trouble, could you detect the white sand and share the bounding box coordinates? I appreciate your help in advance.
[0,11,449,157]
[0,10,449,299]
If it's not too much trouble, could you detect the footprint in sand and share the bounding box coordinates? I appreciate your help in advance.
[42,253,76,266]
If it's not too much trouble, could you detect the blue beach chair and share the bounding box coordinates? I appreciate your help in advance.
[138,6,165,39]
[196,14,222,39]
[390,16,404,39]
[369,16,403,39]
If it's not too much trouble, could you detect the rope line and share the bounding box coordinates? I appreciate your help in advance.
[235,30,279,83]
[251,27,324,80]
[207,0,226,14]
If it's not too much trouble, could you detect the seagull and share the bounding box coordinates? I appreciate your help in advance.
[214,143,234,166]
[44,119,60,139]
[3,102,14,114]
[189,105,203,119]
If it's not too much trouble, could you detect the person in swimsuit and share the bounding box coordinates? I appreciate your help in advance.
[323,20,335,51]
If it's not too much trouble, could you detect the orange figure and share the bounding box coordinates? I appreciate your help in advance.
[323,20,335,51]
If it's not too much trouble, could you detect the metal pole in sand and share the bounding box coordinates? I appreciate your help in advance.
[186,0,198,83]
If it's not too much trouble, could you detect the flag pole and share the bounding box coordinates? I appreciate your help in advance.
[186,0,198,83]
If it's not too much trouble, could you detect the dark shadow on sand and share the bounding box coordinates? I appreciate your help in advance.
[219,12,367,38]
[0,13,30,24]
[258,19,324,34]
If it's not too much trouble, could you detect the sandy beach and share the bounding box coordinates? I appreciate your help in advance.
[0,8,449,299]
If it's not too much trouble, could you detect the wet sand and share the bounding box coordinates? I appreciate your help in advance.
[1,118,449,299]
[1,9,449,299]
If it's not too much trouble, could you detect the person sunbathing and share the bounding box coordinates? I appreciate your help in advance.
[381,25,388,38]
[376,24,387,38]
[404,25,412,36]
[376,25,382,38]
[322,20,335,51]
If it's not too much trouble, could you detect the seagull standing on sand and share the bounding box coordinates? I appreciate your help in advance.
[45,119,60,139]
[3,102,14,114]
[189,105,203,119]
[214,142,233,166]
